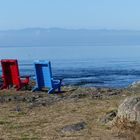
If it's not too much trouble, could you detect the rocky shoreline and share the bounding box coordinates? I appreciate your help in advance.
[0,85,126,106]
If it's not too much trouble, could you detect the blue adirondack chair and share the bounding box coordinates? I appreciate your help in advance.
[32,60,62,93]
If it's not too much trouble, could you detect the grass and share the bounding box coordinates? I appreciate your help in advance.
[0,86,139,139]
[111,117,140,140]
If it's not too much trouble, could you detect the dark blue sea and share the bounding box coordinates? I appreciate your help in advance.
[0,45,140,88]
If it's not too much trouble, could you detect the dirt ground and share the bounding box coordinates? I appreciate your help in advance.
[0,86,139,140]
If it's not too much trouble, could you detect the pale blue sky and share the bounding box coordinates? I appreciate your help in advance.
[0,0,140,30]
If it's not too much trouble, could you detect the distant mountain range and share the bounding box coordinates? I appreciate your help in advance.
[0,28,140,47]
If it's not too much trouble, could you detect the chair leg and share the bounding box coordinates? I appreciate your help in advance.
[48,88,55,94]
[16,87,21,91]
[0,85,7,90]
[20,83,29,91]
[58,80,62,92]
[25,85,28,90]
[58,86,61,92]
[32,86,40,92]
[16,84,22,91]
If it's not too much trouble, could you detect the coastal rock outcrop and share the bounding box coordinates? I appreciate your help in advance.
[115,96,140,123]
[129,81,140,88]
[128,81,140,92]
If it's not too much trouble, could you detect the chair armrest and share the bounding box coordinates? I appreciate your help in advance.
[19,75,30,84]
[52,78,63,85]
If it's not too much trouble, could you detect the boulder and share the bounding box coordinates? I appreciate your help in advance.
[61,122,86,133]
[130,81,140,87]
[100,110,117,124]
[128,81,140,89]
[116,96,140,123]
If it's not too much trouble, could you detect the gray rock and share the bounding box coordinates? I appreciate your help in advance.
[100,110,117,124]
[116,96,140,123]
[92,93,103,99]
[11,105,22,112]
[61,122,86,133]
[127,81,140,93]
[129,81,140,88]
[29,95,62,108]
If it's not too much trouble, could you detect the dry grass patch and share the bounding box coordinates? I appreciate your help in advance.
[0,86,138,139]
[0,97,120,139]
[111,117,140,140]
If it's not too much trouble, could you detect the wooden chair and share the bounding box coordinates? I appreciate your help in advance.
[0,59,30,90]
[32,60,62,93]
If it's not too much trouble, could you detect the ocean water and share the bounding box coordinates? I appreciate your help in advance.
[0,45,140,88]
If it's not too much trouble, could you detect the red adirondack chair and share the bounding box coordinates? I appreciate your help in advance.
[0,59,30,90]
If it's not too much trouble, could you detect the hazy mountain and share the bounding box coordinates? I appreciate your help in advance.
[0,28,140,47]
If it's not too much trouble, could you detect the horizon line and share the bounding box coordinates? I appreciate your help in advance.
[0,27,140,32]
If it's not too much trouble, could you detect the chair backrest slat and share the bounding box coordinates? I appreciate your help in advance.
[1,59,20,86]
[34,60,52,88]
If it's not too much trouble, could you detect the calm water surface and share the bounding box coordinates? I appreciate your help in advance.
[0,45,140,88]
